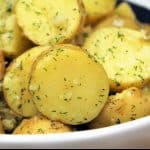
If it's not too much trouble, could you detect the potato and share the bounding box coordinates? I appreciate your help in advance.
[89,87,150,129]
[0,119,4,134]
[82,0,116,24]
[97,2,140,30]
[13,116,72,134]
[16,0,85,46]
[115,2,136,19]
[0,0,32,58]
[3,46,50,117]
[0,51,5,81]
[83,27,150,91]
[29,44,109,125]
[97,15,140,30]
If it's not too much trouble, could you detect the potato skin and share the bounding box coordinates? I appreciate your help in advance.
[13,116,72,134]
[83,0,116,24]
[89,87,150,129]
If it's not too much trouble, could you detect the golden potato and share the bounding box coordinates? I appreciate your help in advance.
[3,46,50,117]
[16,0,85,46]
[0,0,32,58]
[83,27,150,91]
[13,116,72,134]
[89,87,150,129]
[82,0,116,24]
[29,44,109,125]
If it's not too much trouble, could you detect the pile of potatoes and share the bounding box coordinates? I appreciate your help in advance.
[0,0,149,134]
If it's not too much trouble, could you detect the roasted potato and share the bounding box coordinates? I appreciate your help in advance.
[83,27,150,91]
[0,0,32,58]
[29,44,109,125]
[97,2,140,30]
[16,0,85,46]
[82,0,116,24]
[0,119,4,134]
[89,87,150,129]
[13,116,72,134]
[3,46,50,117]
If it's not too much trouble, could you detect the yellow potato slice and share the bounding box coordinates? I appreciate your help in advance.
[83,27,150,91]
[16,0,84,46]
[13,116,72,134]
[3,46,50,116]
[0,0,32,58]
[89,87,150,128]
[29,44,109,125]
[82,0,116,24]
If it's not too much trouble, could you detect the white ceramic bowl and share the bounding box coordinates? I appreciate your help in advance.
[0,0,150,149]
[0,116,149,149]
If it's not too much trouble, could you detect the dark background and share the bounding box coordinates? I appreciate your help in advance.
[117,0,150,23]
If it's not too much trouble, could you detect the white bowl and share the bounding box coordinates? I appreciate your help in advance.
[0,116,149,149]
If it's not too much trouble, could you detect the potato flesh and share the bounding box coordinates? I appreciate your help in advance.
[89,87,150,128]
[16,0,83,45]
[0,0,32,58]
[3,46,50,116]
[29,44,109,125]
[82,0,116,24]
[83,27,150,91]
[13,116,72,134]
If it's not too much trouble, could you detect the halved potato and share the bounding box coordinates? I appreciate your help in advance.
[97,2,140,30]
[3,46,50,116]
[0,0,32,58]
[83,27,150,91]
[16,0,85,46]
[29,44,109,125]
[13,116,72,134]
[115,2,136,19]
[97,15,140,30]
[82,0,116,24]
[89,87,150,128]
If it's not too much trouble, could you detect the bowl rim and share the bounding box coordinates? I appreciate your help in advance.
[0,116,149,144]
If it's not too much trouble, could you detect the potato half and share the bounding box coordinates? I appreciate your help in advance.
[97,2,140,30]
[82,0,116,24]
[13,116,72,134]
[29,44,109,125]
[0,0,32,58]
[16,0,85,46]
[3,46,50,116]
[89,87,150,128]
[83,27,150,91]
